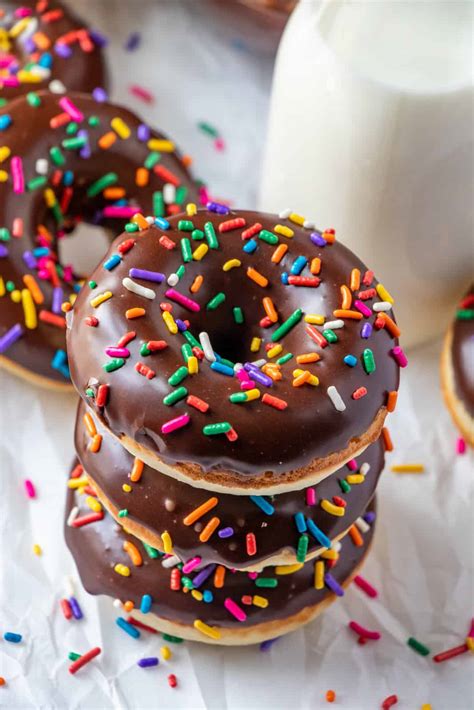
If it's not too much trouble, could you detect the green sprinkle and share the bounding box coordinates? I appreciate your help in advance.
[191,229,204,241]
[87,173,118,197]
[181,343,193,362]
[176,265,186,279]
[88,116,100,127]
[204,221,219,249]
[88,280,97,288]
[163,386,188,406]
[296,534,309,563]
[233,307,244,324]
[144,151,160,169]
[0,227,10,241]
[143,543,160,559]
[271,308,303,342]
[103,358,125,373]
[26,92,41,107]
[65,121,78,135]
[258,229,279,245]
[203,422,232,436]
[198,121,219,138]
[323,329,338,343]
[85,388,95,398]
[181,576,194,590]
[27,176,47,191]
[362,348,376,374]
[220,357,235,369]
[0,98,7,108]
[68,652,81,662]
[125,222,139,233]
[178,220,194,232]
[6,281,15,292]
[175,185,188,205]
[339,479,351,494]
[457,308,474,320]
[50,146,65,166]
[276,352,294,366]
[407,637,430,656]
[153,191,164,217]
[229,392,248,403]
[162,634,184,644]
[168,366,189,386]
[118,509,128,518]
[140,343,151,356]
[50,202,64,225]
[206,292,226,310]
[255,578,278,588]
[182,330,200,349]
[62,136,86,151]
[181,238,192,263]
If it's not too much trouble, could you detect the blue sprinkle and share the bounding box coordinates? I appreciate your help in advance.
[125,32,141,52]
[69,596,83,620]
[154,217,170,230]
[203,590,214,603]
[281,272,289,285]
[218,527,234,538]
[175,318,188,332]
[294,512,307,533]
[4,632,22,643]
[73,283,82,293]
[33,247,50,257]
[306,519,331,548]
[114,198,128,207]
[63,171,74,186]
[290,255,307,275]
[116,617,140,638]
[260,637,279,651]
[364,511,376,524]
[210,361,234,377]
[249,495,275,516]
[140,594,152,614]
[137,123,151,142]
[343,354,358,367]
[206,201,229,215]
[310,231,327,247]
[0,115,12,131]
[137,657,158,668]
[243,239,257,254]
[38,53,53,68]
[103,254,122,271]
[361,322,373,339]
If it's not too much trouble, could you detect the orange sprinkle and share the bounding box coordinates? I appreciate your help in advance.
[262,364,282,381]
[183,497,219,526]
[349,525,363,547]
[22,274,44,305]
[50,113,70,130]
[296,352,320,364]
[182,154,193,168]
[0,677,5,686]
[214,565,226,588]
[83,412,97,437]
[131,213,149,230]
[32,31,51,50]
[199,516,220,543]
[89,434,102,453]
[382,427,394,452]
[271,243,288,264]
[123,540,143,566]
[350,268,361,291]
[262,297,278,323]
[247,267,268,288]
[190,275,203,293]
[333,309,363,320]
[124,600,134,612]
[340,284,352,310]
[135,167,149,187]
[322,229,336,243]
[98,131,117,150]
[293,370,311,387]
[104,187,126,200]
[130,458,144,482]
[387,391,398,412]
[326,690,336,703]
[310,257,321,275]
[126,307,146,319]
[379,312,401,337]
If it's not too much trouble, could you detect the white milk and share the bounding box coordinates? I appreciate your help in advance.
[259,0,473,347]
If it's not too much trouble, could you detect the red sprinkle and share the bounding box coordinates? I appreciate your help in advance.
[262,393,288,410]
[352,386,368,399]
[288,276,320,287]
[39,310,66,328]
[241,222,262,240]
[160,302,173,312]
[363,269,374,286]
[135,362,155,379]
[358,288,377,300]
[332,496,346,507]
[84,316,99,327]
[117,331,136,348]
[126,617,158,633]
[71,512,104,528]
[70,463,84,479]
[170,568,181,591]
[168,674,177,688]
[305,325,328,348]
[186,395,209,413]
[433,643,469,663]
[159,235,176,250]
[154,164,180,186]
[147,340,168,352]
[226,427,238,442]
[382,695,398,709]
[60,598,72,620]
[96,384,109,407]
[241,595,253,605]
[259,316,273,328]
[246,533,257,556]
[118,238,135,254]
[218,217,246,233]
[69,647,101,675]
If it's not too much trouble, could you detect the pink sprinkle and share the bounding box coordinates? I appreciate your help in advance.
[391,346,408,368]
[59,97,84,122]
[182,556,202,574]
[129,84,154,104]
[214,137,225,152]
[12,218,23,238]
[349,620,381,640]
[468,618,474,637]
[354,300,372,317]
[1,77,20,87]
[225,427,238,442]
[346,459,358,471]
[198,185,210,206]
[240,380,255,391]
[103,206,140,219]
[457,437,466,455]
[165,289,200,313]
[15,7,33,17]
[247,571,258,580]
[353,575,378,598]
[306,488,316,506]
[224,598,247,622]
[105,347,130,358]
[24,480,36,499]
[161,414,190,435]
[11,156,24,194]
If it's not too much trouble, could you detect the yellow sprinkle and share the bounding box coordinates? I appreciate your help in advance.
[161,531,173,554]
[131,212,149,230]
[193,243,209,261]
[186,203,197,216]
[321,499,345,516]
[314,560,325,589]
[267,344,282,358]
[122,483,132,493]
[275,563,304,575]
[222,258,241,271]
[11,289,21,303]
[67,477,89,489]
[421,705,432,710]
[288,212,305,226]
[147,138,175,152]
[391,465,424,473]
[21,288,37,329]
[250,337,261,352]
[0,170,8,182]
[162,310,178,334]
[191,590,203,601]
[111,117,131,139]
[9,18,31,38]
[253,595,269,609]
[0,277,5,297]
[161,645,172,661]
[90,291,112,308]
[193,619,221,640]
[114,564,131,577]
[466,637,474,651]
[245,388,261,401]
[187,356,199,374]
[43,188,56,208]
[86,496,102,513]
[33,544,42,556]
[376,283,394,304]
[346,474,365,484]
[17,71,42,83]
[321,549,338,560]
[293,368,319,386]
[0,146,11,162]
[304,314,325,325]
[274,224,294,238]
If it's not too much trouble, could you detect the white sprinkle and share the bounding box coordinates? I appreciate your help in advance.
[162,554,180,568]
[163,183,176,204]
[66,505,79,527]
[278,208,292,219]
[49,79,66,94]
[327,385,346,412]
[35,158,48,175]
[360,462,371,476]
[64,575,75,597]
[113,598,123,609]
[333,541,342,553]
[355,517,370,533]
[167,273,179,287]
[373,301,392,312]
[145,215,154,224]
[18,16,38,40]
[303,220,316,229]
[233,363,243,373]
[30,66,50,79]
[251,358,266,368]
[199,331,216,362]
[122,277,156,300]
[324,319,344,330]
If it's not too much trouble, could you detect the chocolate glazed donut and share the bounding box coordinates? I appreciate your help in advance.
[67,208,401,493]
[0,91,201,388]
[0,0,107,102]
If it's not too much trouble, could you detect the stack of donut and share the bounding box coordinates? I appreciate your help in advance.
[64,205,403,645]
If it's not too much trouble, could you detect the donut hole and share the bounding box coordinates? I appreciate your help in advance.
[58,223,113,279]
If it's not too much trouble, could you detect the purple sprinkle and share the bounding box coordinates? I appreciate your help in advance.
[192,564,216,588]
[0,244,9,258]
[137,657,159,668]
[0,323,24,353]
[310,231,327,247]
[54,43,72,59]
[206,201,230,215]
[244,363,273,387]
[52,287,63,314]
[137,123,151,142]
[364,511,376,524]
[218,527,234,539]
[88,30,109,48]
[78,130,91,159]
[69,596,83,620]
[92,87,108,103]
[260,637,279,652]
[175,319,187,332]
[125,32,141,52]
[361,322,372,339]
[324,573,344,597]
[129,268,164,283]
[23,38,36,54]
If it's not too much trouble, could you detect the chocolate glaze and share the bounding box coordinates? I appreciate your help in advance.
[451,284,474,416]
[0,0,107,101]
[0,91,200,382]
[68,209,400,478]
[65,468,375,629]
[75,400,384,569]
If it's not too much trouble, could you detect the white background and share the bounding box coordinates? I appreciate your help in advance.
[0,2,472,708]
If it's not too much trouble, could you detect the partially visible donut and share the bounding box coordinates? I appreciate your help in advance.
[67,207,401,494]
[65,467,376,646]
[75,399,384,571]
[0,0,106,102]
[0,90,201,389]
[441,284,474,446]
